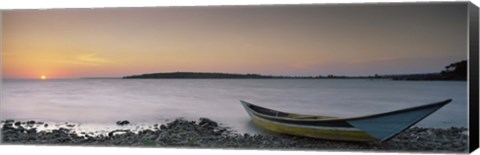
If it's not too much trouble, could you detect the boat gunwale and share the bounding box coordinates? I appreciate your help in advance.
[240,99,452,122]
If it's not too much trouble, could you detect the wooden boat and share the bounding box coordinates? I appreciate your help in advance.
[240,99,452,142]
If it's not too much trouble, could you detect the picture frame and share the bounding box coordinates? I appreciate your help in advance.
[1,0,478,154]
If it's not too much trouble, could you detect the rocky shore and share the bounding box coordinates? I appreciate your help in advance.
[1,118,468,153]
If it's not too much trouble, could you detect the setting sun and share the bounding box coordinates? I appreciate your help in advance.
[40,75,47,80]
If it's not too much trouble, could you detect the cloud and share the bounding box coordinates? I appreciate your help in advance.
[77,53,113,64]
[55,53,113,66]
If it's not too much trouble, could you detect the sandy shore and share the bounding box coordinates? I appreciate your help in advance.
[0,118,468,153]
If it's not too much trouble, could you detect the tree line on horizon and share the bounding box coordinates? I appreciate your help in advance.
[385,60,467,81]
[122,60,467,81]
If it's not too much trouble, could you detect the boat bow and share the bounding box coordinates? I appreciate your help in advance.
[346,99,452,141]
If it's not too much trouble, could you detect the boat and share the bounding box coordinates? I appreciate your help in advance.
[240,99,452,142]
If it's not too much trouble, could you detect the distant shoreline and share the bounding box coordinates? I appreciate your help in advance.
[121,71,466,81]
[121,60,467,81]
[122,72,383,80]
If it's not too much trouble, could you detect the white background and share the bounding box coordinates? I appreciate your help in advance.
[0,0,478,155]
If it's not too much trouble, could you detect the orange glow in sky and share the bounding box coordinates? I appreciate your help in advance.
[1,4,468,79]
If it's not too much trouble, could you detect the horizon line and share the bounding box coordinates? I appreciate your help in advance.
[2,71,444,80]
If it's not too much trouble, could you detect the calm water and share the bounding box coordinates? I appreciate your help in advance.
[0,79,468,133]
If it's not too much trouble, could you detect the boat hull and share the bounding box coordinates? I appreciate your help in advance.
[241,99,451,142]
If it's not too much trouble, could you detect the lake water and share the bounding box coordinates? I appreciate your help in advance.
[0,79,468,134]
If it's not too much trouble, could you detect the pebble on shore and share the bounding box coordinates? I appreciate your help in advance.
[0,119,469,153]
[116,120,130,126]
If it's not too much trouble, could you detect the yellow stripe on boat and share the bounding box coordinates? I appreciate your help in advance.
[251,112,377,141]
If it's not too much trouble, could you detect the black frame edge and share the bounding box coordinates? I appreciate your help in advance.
[468,1,479,153]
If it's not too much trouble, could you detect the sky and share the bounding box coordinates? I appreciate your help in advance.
[1,2,468,79]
